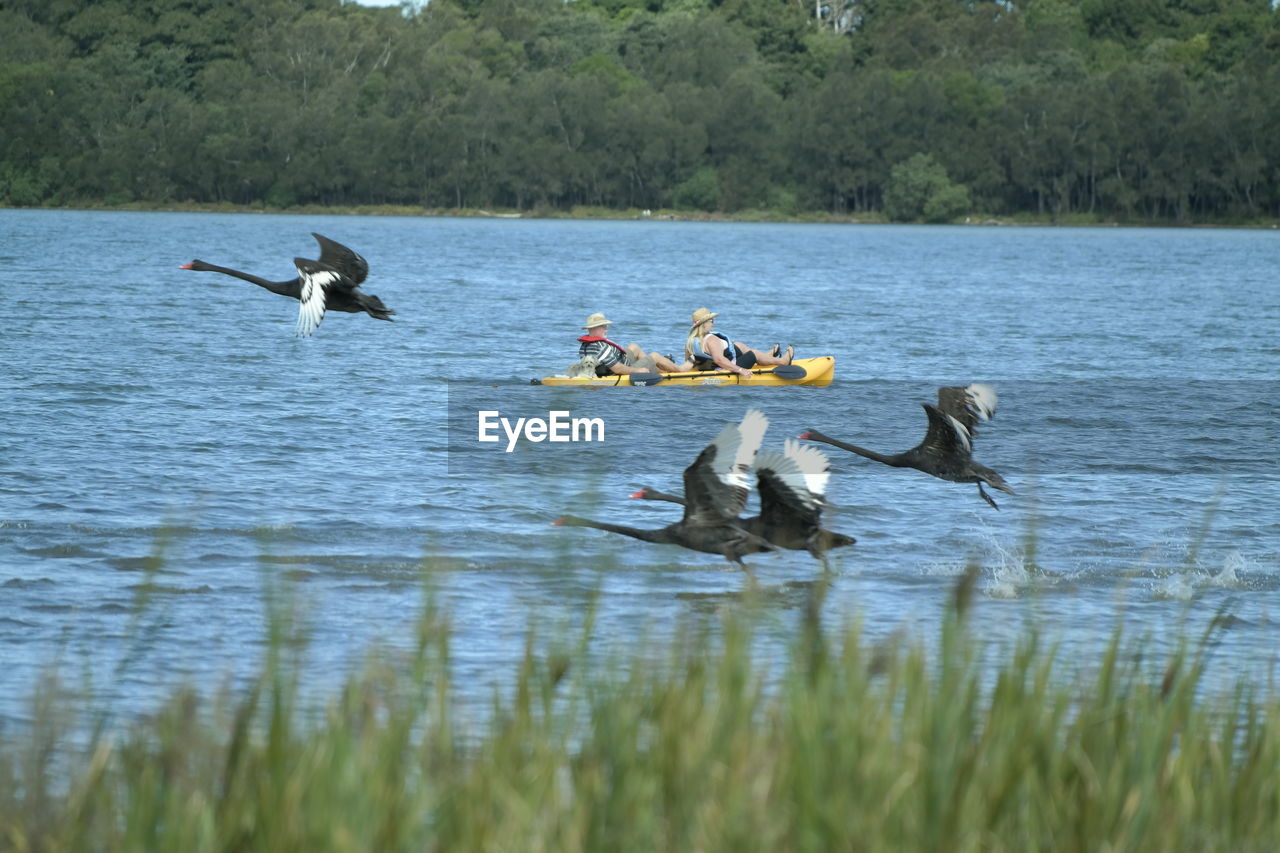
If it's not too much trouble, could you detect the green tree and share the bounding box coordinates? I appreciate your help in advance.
[0,0,1277,220]
[673,166,720,210]
[884,152,969,222]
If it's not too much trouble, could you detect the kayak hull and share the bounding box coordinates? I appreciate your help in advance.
[535,356,835,387]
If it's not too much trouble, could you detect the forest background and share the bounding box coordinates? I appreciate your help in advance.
[2,0,1278,224]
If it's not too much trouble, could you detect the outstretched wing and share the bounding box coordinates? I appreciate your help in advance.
[293,258,344,337]
[311,233,369,286]
[936,384,998,442]
[754,439,829,527]
[919,402,974,460]
[682,409,768,526]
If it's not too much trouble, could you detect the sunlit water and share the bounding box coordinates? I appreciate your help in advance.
[1,210,1277,728]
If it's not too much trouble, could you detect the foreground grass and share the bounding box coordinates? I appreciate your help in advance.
[1,571,1277,851]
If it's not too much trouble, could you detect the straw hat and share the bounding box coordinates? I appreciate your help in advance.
[690,307,719,328]
[581,312,613,329]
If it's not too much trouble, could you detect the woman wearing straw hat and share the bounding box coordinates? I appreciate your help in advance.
[576,312,690,377]
[684,308,793,379]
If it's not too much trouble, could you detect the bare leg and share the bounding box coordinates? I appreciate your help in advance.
[734,342,794,366]
[649,352,693,373]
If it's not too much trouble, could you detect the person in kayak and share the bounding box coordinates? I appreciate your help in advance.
[684,307,794,379]
[576,312,690,377]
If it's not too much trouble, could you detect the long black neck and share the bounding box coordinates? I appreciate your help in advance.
[193,261,300,298]
[562,516,675,544]
[805,431,906,467]
[640,489,686,506]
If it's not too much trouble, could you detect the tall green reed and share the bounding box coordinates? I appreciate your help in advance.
[2,548,1278,851]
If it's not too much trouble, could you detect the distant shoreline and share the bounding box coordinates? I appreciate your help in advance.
[4,201,1278,229]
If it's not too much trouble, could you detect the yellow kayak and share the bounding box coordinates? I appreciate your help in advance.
[533,356,835,387]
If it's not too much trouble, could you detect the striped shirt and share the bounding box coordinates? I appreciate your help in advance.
[578,337,630,375]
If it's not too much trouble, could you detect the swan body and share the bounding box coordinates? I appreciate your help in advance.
[632,438,856,562]
[180,232,393,336]
[554,410,777,566]
[802,383,1015,509]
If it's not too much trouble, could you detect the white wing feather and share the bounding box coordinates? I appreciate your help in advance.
[964,383,998,421]
[945,414,972,453]
[707,408,768,493]
[753,440,829,511]
[783,439,831,500]
[295,266,338,337]
[728,409,769,491]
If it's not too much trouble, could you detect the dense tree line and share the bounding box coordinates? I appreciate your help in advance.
[1,0,1278,222]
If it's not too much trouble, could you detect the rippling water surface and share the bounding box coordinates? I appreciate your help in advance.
[1,210,1277,725]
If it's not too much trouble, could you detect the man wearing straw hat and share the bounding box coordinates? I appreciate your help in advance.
[575,312,689,377]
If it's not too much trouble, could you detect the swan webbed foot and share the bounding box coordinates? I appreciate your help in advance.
[978,483,1000,510]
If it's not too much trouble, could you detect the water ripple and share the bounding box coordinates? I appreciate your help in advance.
[2,211,1278,723]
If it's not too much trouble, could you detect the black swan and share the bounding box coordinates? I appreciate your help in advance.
[631,439,856,562]
[180,232,394,336]
[801,383,1015,509]
[554,409,777,566]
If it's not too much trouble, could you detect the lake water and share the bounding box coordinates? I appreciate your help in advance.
[1,210,1277,728]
